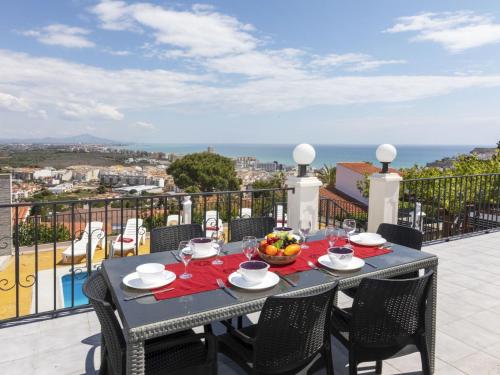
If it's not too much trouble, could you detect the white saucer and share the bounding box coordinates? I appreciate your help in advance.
[228,271,280,290]
[123,270,176,290]
[182,246,219,259]
[317,255,365,271]
[350,233,386,247]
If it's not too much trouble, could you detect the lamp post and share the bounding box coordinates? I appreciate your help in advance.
[286,144,321,231]
[293,144,316,177]
[375,144,397,173]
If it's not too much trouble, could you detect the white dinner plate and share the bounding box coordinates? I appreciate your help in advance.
[122,270,176,290]
[228,271,280,290]
[350,233,386,247]
[182,246,219,259]
[317,255,365,271]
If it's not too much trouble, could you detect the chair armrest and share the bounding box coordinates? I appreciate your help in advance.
[229,328,255,345]
[219,319,256,345]
[138,226,147,236]
[96,229,105,240]
[332,305,352,322]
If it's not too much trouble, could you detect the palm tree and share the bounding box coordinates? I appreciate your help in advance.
[316,164,336,189]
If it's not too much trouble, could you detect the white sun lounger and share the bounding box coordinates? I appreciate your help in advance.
[112,218,146,257]
[204,210,224,238]
[62,221,104,264]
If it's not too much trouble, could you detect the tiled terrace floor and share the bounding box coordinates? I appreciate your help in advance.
[1,231,500,374]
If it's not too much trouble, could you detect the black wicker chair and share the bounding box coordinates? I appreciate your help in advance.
[150,224,203,253]
[83,271,217,375]
[332,271,434,375]
[229,217,276,242]
[377,223,423,250]
[218,285,337,375]
[343,223,424,298]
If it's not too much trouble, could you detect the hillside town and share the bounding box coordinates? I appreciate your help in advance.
[0,144,296,202]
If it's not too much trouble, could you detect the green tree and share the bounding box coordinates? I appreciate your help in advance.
[316,164,336,189]
[96,184,107,194]
[356,174,370,199]
[167,152,240,192]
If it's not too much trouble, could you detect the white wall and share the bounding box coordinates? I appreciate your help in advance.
[335,164,369,204]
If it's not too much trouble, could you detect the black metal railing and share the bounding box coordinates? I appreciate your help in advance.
[399,173,500,242]
[318,197,368,230]
[0,187,291,324]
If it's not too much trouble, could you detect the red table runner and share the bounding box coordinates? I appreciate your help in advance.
[154,239,391,300]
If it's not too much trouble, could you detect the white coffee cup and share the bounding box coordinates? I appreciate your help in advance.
[327,247,354,268]
[136,263,164,284]
[190,237,212,256]
[238,260,269,285]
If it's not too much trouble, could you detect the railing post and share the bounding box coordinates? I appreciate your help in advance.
[0,174,12,256]
[367,172,403,232]
[182,196,192,224]
[285,176,322,231]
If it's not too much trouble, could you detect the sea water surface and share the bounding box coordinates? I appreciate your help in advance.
[122,144,475,168]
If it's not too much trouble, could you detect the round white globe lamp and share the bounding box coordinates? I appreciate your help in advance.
[293,144,316,177]
[375,144,397,173]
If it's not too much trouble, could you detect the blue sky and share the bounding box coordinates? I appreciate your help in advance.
[0,0,499,145]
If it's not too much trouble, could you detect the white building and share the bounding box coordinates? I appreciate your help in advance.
[335,162,398,205]
[48,183,74,194]
[33,169,53,180]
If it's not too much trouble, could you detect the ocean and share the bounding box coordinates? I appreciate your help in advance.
[121,144,476,169]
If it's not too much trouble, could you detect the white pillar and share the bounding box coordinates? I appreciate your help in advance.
[182,196,192,225]
[367,173,402,232]
[286,176,322,231]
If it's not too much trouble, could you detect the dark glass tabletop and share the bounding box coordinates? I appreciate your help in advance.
[101,232,437,331]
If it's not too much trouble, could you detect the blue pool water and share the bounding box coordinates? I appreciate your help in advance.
[61,272,89,307]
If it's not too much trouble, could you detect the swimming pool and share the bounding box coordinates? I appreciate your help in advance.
[61,271,89,307]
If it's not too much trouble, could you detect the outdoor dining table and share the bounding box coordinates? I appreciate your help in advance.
[100,231,438,375]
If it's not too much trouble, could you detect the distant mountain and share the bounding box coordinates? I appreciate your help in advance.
[0,134,121,145]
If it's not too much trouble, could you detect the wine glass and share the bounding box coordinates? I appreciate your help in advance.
[325,226,342,247]
[299,219,311,249]
[242,236,257,261]
[178,241,193,279]
[211,231,225,265]
[342,219,357,248]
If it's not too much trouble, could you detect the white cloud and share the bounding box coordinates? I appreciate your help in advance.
[206,49,306,78]
[57,101,124,120]
[21,24,95,48]
[2,50,500,117]
[103,48,131,56]
[134,121,155,129]
[90,1,256,57]
[385,11,500,52]
[0,92,31,112]
[311,53,406,72]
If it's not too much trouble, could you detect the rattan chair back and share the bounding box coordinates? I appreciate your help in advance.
[150,224,203,253]
[253,285,337,373]
[83,271,125,375]
[229,217,276,242]
[377,223,423,250]
[350,271,433,349]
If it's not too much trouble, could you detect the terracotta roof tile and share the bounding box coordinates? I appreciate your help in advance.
[337,162,398,175]
[319,187,368,217]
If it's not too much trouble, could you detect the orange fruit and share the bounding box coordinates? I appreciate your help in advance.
[284,244,301,256]
[265,245,278,256]
[259,240,267,252]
